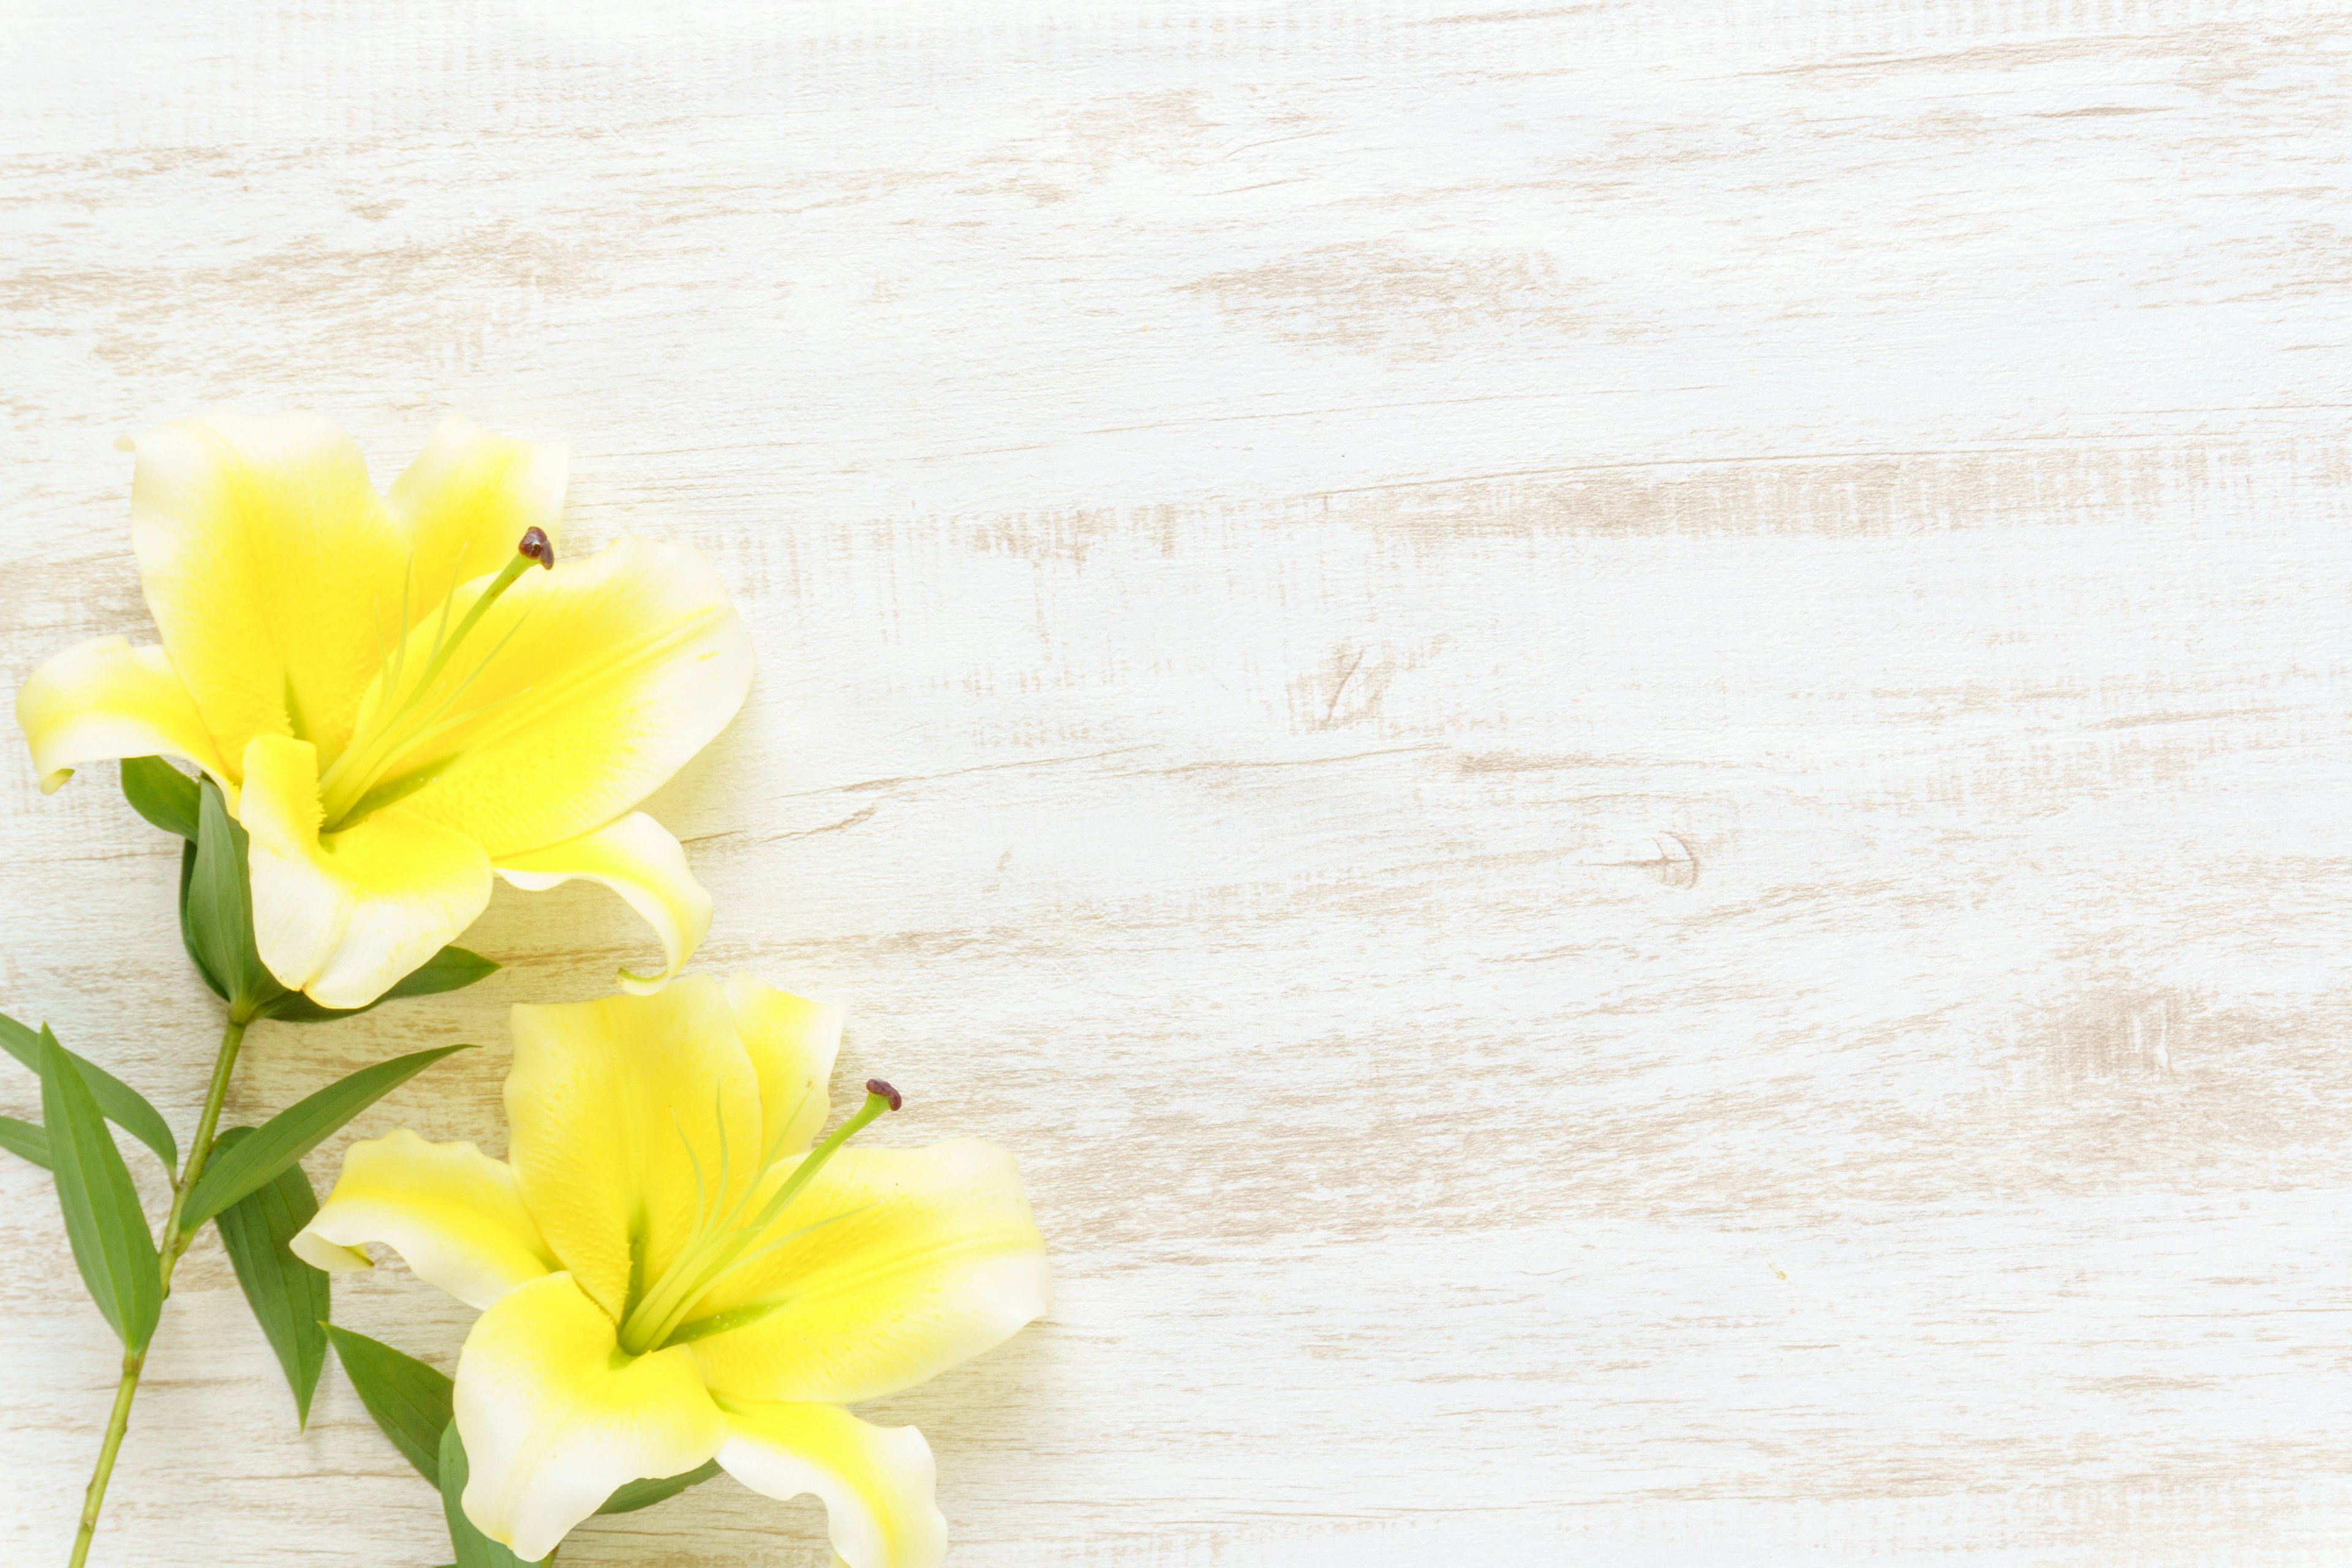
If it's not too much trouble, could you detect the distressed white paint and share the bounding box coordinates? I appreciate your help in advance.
[4,1,2352,1562]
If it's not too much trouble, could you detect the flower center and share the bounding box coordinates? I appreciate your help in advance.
[614,1079,902,1357]
[313,527,555,831]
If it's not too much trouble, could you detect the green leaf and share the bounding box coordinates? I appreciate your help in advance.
[375,946,499,1001]
[176,837,228,1002]
[597,1460,723,1515]
[181,1044,473,1231]
[119,755,201,840]
[0,1114,51,1169]
[322,1324,451,1487]
[39,1029,160,1348]
[184,776,287,1019]
[265,947,500,1024]
[440,1420,548,1567]
[0,1012,176,1174]
[210,1126,330,1427]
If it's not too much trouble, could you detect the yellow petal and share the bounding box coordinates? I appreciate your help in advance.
[241,734,492,1008]
[686,1140,1051,1406]
[715,1398,946,1568]
[353,533,753,859]
[386,413,568,605]
[454,1271,726,1562]
[290,1129,558,1309]
[124,408,410,771]
[723,974,843,1156]
[504,978,764,1321]
[495,813,712,997]
[15,635,229,795]
[293,1234,372,1272]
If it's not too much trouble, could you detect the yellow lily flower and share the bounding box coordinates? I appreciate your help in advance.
[290,974,1052,1565]
[15,408,753,1007]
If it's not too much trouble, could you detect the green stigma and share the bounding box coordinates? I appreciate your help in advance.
[614,1082,901,1357]
[314,528,551,830]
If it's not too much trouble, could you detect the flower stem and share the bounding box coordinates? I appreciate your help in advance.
[156,1017,246,1288]
[69,1348,144,1567]
[67,1014,247,1568]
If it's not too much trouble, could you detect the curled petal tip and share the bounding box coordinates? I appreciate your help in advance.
[864,1078,902,1112]
[518,526,555,568]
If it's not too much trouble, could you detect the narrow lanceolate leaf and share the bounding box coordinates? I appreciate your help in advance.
[373,946,500,1002]
[181,1044,474,1230]
[119,754,202,840]
[185,775,287,1018]
[265,947,500,1024]
[176,836,227,1001]
[439,1421,548,1567]
[597,1460,723,1515]
[39,1030,160,1349]
[322,1324,451,1487]
[0,1012,176,1174]
[0,1114,51,1169]
[210,1126,330,1427]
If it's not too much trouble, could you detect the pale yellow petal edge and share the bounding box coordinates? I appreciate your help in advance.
[496,812,714,995]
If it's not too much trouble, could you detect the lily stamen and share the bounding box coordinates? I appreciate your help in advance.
[616,1080,903,1355]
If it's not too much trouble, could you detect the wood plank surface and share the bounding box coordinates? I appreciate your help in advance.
[5,1,2351,1562]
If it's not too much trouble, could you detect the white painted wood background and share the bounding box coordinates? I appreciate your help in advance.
[4,0,2350,1562]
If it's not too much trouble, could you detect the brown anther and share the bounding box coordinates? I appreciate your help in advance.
[865,1079,902,1112]
[518,526,555,568]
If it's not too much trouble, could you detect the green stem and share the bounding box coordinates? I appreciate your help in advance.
[67,1014,247,1568]
[157,1018,245,1288]
[69,1348,143,1568]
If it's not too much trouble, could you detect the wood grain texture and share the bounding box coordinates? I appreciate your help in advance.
[4,0,2351,1562]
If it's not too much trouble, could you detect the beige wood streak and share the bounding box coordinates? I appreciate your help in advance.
[4,0,2351,1562]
